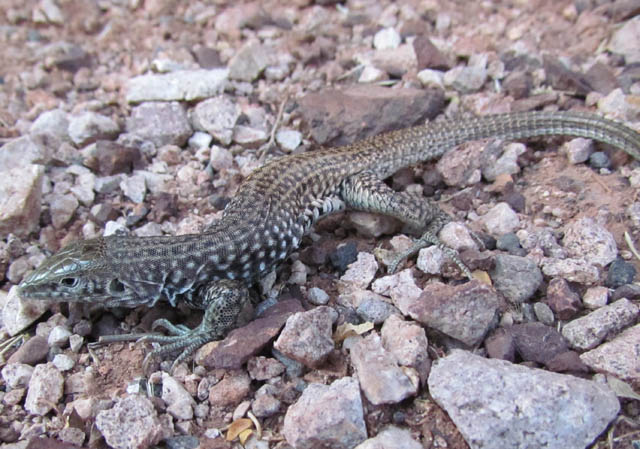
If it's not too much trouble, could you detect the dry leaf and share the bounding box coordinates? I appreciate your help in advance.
[226,418,253,441]
[472,270,492,285]
[334,321,374,342]
[239,429,254,445]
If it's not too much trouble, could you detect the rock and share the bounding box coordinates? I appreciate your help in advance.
[191,96,241,146]
[120,173,147,204]
[38,41,90,72]
[4,286,51,338]
[484,328,516,361]
[247,356,285,381]
[68,112,119,146]
[533,302,555,325]
[429,350,619,449]
[273,306,337,368]
[0,135,50,170]
[355,426,422,449]
[25,363,64,415]
[373,27,401,50]
[607,15,640,64]
[47,325,72,348]
[2,363,34,388]
[545,278,582,320]
[561,138,594,164]
[541,257,600,284]
[233,125,268,147]
[52,354,75,371]
[439,221,479,251]
[542,55,592,96]
[443,54,488,93]
[33,0,65,25]
[330,242,358,272]
[580,324,640,381]
[96,396,165,449]
[275,128,302,152]
[283,377,367,449]
[372,269,422,313]
[82,141,141,176]
[511,322,568,365]
[201,299,303,369]
[299,86,444,146]
[48,193,79,228]
[127,102,192,147]
[356,294,400,324]
[481,142,525,182]
[340,252,378,289]
[347,212,399,238]
[606,258,636,288]
[413,36,450,70]
[597,88,640,122]
[480,202,520,236]
[29,109,70,147]
[381,314,429,369]
[7,335,49,365]
[252,391,281,418]
[561,298,639,350]
[406,280,498,346]
[351,332,418,405]
[162,373,196,420]
[582,286,609,309]
[228,43,275,82]
[0,164,44,238]
[208,371,251,407]
[563,217,617,268]
[125,69,228,103]
[307,287,330,305]
[490,254,543,304]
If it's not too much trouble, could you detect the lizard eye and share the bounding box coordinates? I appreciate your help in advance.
[60,277,78,288]
[107,279,126,295]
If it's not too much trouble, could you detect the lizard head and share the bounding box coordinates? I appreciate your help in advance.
[18,238,144,307]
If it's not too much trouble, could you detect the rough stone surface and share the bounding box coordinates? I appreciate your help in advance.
[0,164,44,239]
[580,324,640,381]
[351,332,418,405]
[274,306,337,368]
[96,395,165,449]
[127,102,192,147]
[491,254,543,304]
[563,217,617,267]
[283,377,367,449]
[68,112,119,146]
[25,363,64,415]
[354,426,422,449]
[429,350,620,449]
[208,371,251,407]
[125,69,229,102]
[561,298,639,350]
[407,280,499,346]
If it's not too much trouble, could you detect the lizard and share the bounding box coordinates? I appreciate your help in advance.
[17,110,640,370]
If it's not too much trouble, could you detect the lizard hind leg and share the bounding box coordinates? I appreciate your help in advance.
[340,170,472,279]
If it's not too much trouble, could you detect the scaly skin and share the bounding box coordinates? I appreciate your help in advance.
[18,111,640,369]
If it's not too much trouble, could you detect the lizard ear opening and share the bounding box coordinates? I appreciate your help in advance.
[107,278,126,296]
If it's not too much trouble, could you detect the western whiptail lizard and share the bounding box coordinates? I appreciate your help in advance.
[18,110,640,370]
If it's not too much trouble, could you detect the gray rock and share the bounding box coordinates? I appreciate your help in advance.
[480,202,520,236]
[162,372,196,420]
[48,193,79,228]
[96,396,165,449]
[191,96,241,146]
[29,109,70,147]
[356,295,400,324]
[561,298,639,350]
[33,0,65,25]
[4,286,50,337]
[561,138,594,164]
[607,16,640,64]
[47,325,72,348]
[373,27,401,50]
[283,377,367,449]
[275,128,302,152]
[597,88,640,122]
[233,125,268,147]
[355,426,422,449]
[341,252,378,289]
[68,112,119,146]
[372,269,422,312]
[582,286,609,309]
[127,102,192,147]
[247,356,285,381]
[481,142,525,181]
[541,257,600,284]
[25,363,64,415]
[0,164,43,238]
[407,280,499,346]
[52,353,75,371]
[1,363,34,388]
[307,287,330,306]
[533,302,555,325]
[120,173,147,204]
[0,135,50,170]
[350,332,418,405]
[429,350,619,449]
[274,306,337,368]
[125,69,228,103]
[491,254,543,304]
[228,43,275,82]
[443,55,488,93]
[347,211,399,238]
[563,217,617,267]
[580,323,640,381]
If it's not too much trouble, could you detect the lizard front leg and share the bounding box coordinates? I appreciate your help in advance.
[93,279,252,371]
[341,170,473,278]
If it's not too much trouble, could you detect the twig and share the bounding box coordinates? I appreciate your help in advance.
[624,231,640,262]
[259,95,289,162]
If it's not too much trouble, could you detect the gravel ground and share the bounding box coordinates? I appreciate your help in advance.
[1,1,640,448]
